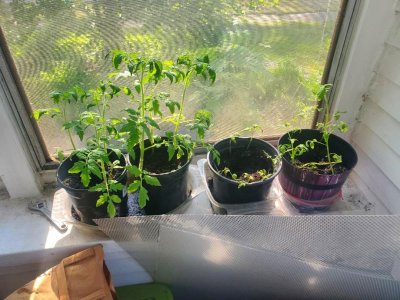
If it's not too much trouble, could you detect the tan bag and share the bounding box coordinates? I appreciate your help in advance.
[6,244,117,300]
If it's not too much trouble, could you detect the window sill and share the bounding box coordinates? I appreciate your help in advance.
[0,159,391,297]
[0,159,390,256]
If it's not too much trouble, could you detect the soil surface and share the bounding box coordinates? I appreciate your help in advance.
[63,176,86,190]
[239,172,264,183]
[218,147,274,183]
[133,145,189,174]
[293,159,347,175]
[63,166,124,189]
[143,151,188,174]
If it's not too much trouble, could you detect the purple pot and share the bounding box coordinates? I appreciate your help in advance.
[278,129,357,205]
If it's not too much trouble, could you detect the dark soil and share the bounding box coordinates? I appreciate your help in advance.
[143,150,188,174]
[293,159,347,175]
[63,176,86,190]
[218,147,274,183]
[62,164,124,190]
[132,144,189,174]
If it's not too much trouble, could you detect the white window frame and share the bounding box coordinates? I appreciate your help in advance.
[0,0,390,198]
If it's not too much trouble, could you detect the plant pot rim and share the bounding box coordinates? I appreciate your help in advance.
[207,137,282,187]
[57,148,127,192]
[278,128,358,177]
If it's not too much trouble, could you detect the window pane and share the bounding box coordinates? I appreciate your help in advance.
[0,0,341,153]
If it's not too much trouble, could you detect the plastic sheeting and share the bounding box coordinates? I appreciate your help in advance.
[96,215,400,299]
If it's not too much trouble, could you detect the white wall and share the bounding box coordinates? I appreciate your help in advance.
[346,1,400,213]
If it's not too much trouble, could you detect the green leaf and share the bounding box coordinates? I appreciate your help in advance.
[50,92,62,104]
[109,182,124,192]
[89,183,105,192]
[128,180,141,193]
[55,148,65,161]
[112,53,124,69]
[111,148,122,158]
[140,123,152,139]
[110,195,121,204]
[123,86,132,95]
[238,182,247,188]
[167,143,176,161]
[126,165,141,177]
[107,201,116,218]
[120,120,138,133]
[198,55,210,64]
[145,117,160,130]
[68,161,85,174]
[127,130,140,151]
[138,185,149,208]
[165,100,180,114]
[96,194,108,207]
[144,175,161,186]
[33,109,47,120]
[33,108,60,120]
[208,67,216,84]
[110,83,121,95]
[177,55,191,66]
[211,148,220,166]
[164,71,174,83]
[87,163,102,179]
[340,121,349,133]
[127,62,135,75]
[80,169,91,187]
[134,80,141,94]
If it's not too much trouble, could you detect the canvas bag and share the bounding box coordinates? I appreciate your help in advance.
[6,244,117,300]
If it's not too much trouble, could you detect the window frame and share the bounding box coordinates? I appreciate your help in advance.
[0,28,51,170]
[0,0,359,170]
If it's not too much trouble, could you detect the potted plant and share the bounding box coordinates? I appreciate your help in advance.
[207,125,281,204]
[110,50,216,214]
[34,82,127,224]
[278,84,358,211]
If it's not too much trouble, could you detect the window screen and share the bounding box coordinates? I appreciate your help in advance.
[0,0,341,154]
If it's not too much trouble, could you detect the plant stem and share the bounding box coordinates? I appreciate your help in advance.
[323,91,333,173]
[138,68,146,174]
[101,95,108,151]
[99,159,110,196]
[62,102,76,150]
[173,71,192,145]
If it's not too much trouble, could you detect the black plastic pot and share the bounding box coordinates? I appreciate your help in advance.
[129,140,192,215]
[57,150,127,225]
[207,137,281,204]
[278,129,358,207]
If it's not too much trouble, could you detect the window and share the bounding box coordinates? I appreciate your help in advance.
[0,0,343,159]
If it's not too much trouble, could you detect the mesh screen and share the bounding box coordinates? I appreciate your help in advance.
[96,215,400,299]
[0,0,341,153]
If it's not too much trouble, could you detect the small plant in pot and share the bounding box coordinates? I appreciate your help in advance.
[110,50,216,214]
[207,125,281,204]
[34,82,127,224]
[278,84,358,211]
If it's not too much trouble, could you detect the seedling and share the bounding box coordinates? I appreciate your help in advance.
[217,125,279,188]
[110,50,217,208]
[34,81,125,217]
[279,84,349,174]
[221,167,273,188]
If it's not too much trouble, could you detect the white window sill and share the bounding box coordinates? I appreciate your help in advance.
[0,160,390,256]
[0,160,391,297]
